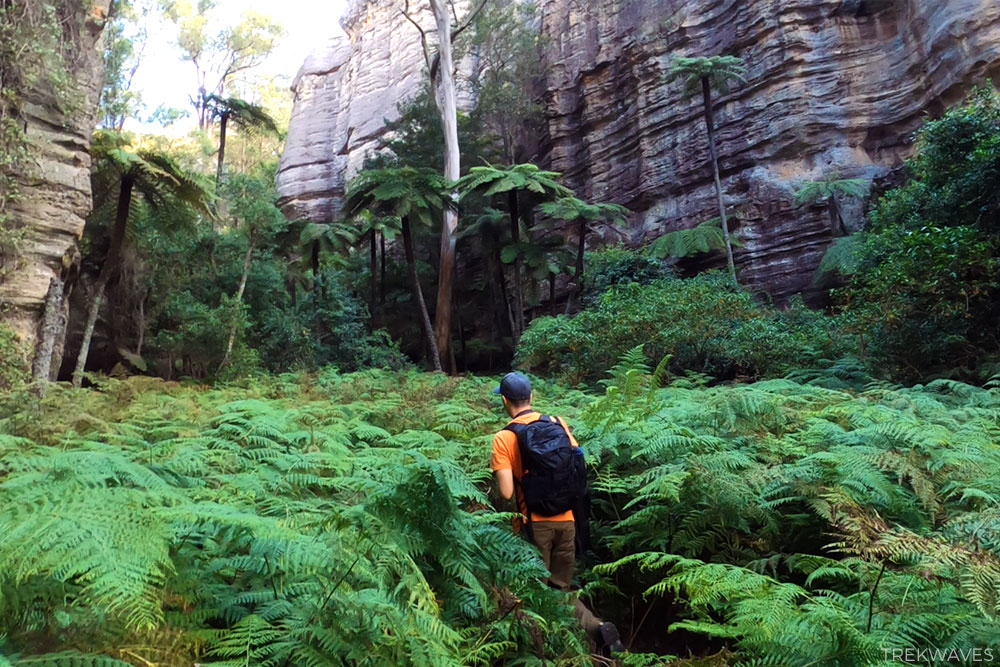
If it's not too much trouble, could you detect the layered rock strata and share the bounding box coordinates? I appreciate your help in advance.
[0,1,112,355]
[277,0,1000,300]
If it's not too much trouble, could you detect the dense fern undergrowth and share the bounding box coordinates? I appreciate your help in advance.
[2,357,1000,666]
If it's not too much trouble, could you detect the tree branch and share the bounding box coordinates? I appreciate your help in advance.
[451,0,489,41]
[400,0,433,73]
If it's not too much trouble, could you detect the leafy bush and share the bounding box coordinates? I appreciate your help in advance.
[835,88,1000,379]
[0,323,28,390]
[0,372,582,665]
[583,245,673,304]
[3,360,1000,665]
[518,273,848,384]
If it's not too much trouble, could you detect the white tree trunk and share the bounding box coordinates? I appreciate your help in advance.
[219,233,255,373]
[72,282,105,388]
[430,0,461,372]
[31,277,64,391]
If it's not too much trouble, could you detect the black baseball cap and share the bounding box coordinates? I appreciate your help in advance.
[494,372,532,401]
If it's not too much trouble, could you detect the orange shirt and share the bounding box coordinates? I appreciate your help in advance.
[491,411,580,524]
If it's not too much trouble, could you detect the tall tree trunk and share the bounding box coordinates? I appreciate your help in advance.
[549,272,557,316]
[574,219,587,302]
[216,112,228,184]
[402,216,442,372]
[429,0,461,373]
[702,77,738,285]
[508,190,526,335]
[72,176,134,388]
[218,230,255,373]
[380,231,386,306]
[828,196,846,237]
[31,277,64,392]
[496,253,517,341]
[369,229,378,328]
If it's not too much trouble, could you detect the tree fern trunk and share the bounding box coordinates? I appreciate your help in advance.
[72,175,133,388]
[508,190,525,334]
[380,231,386,306]
[496,251,518,344]
[369,229,377,328]
[829,196,846,237]
[574,219,587,307]
[549,272,557,316]
[402,216,442,372]
[702,77,738,286]
[216,113,228,184]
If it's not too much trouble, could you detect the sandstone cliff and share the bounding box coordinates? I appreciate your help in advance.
[277,0,1000,300]
[0,1,112,361]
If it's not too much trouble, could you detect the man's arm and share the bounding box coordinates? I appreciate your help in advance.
[495,468,514,500]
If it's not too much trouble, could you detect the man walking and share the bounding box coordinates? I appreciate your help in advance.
[490,371,624,655]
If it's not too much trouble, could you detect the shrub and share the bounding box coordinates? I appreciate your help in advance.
[583,244,672,304]
[517,273,848,384]
[834,88,1000,379]
[0,323,28,390]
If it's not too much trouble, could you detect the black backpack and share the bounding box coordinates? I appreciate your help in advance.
[504,416,588,518]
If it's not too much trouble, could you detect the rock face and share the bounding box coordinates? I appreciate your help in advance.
[0,1,112,355]
[277,1,438,223]
[277,0,1000,300]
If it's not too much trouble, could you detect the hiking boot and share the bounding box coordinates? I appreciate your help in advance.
[598,621,625,654]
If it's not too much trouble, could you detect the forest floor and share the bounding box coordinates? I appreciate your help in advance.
[1,366,999,665]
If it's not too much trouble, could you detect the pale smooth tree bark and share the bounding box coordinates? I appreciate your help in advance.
[429,0,461,372]
[402,0,489,373]
[31,277,64,392]
[218,230,255,373]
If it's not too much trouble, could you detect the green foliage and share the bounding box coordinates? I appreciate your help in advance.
[458,163,572,204]
[205,94,279,136]
[517,273,848,384]
[583,245,673,303]
[580,351,1000,664]
[834,88,1000,379]
[668,56,747,96]
[345,167,448,228]
[649,218,730,259]
[793,177,868,208]
[538,197,629,228]
[0,371,583,665]
[0,323,28,391]
[99,0,152,130]
[160,0,284,126]
[371,88,498,170]
[90,131,215,217]
[4,355,1000,665]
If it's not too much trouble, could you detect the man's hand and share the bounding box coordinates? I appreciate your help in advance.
[495,468,514,500]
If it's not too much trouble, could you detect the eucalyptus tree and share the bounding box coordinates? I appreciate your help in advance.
[668,55,747,284]
[345,167,447,371]
[399,0,489,370]
[794,176,868,237]
[72,131,213,387]
[457,164,571,336]
[162,1,284,129]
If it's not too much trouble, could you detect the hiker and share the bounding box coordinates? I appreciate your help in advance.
[490,371,625,655]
